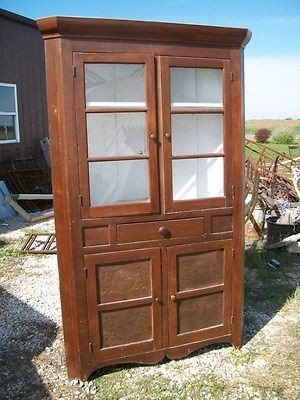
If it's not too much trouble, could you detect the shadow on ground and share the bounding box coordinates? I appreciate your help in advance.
[0,214,54,237]
[0,287,58,400]
[242,242,299,344]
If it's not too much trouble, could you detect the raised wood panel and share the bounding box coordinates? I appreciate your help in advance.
[178,293,223,334]
[117,217,205,243]
[177,249,223,292]
[167,240,233,347]
[211,215,232,233]
[85,248,162,361]
[96,259,151,303]
[83,226,109,246]
[99,305,153,348]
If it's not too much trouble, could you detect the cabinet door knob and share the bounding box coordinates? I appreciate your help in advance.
[158,226,171,238]
[165,133,171,139]
[155,297,161,304]
[170,294,177,302]
[149,133,156,139]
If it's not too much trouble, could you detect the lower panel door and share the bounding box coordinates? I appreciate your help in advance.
[167,240,233,347]
[85,248,162,362]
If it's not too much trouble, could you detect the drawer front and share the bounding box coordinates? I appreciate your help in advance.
[83,226,109,246]
[117,217,205,244]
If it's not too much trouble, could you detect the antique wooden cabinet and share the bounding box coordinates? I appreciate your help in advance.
[38,16,251,379]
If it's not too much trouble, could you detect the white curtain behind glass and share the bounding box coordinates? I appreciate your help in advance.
[85,64,145,107]
[89,160,148,205]
[87,113,147,157]
[172,114,223,155]
[170,68,222,107]
[173,158,224,200]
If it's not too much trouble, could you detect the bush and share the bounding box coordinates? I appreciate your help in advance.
[273,133,295,144]
[255,128,272,143]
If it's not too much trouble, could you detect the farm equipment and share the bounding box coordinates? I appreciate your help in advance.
[245,140,300,249]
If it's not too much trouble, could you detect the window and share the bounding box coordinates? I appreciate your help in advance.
[0,83,20,144]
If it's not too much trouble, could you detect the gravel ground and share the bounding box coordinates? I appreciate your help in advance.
[0,216,81,399]
[0,215,299,400]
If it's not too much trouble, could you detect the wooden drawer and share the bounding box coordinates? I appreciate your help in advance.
[83,226,109,246]
[117,217,205,243]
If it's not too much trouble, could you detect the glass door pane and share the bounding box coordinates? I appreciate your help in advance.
[159,56,228,212]
[75,53,158,217]
[87,112,147,157]
[170,67,222,108]
[172,158,224,200]
[89,159,148,205]
[85,63,145,107]
[172,114,223,155]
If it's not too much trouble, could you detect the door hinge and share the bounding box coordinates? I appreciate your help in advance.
[79,194,83,207]
[232,249,235,258]
[230,72,234,82]
[72,65,76,77]
[231,185,235,199]
[88,342,93,353]
[84,266,88,278]
[231,315,234,326]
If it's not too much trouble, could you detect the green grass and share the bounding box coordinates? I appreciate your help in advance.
[0,236,26,276]
[92,371,232,400]
[245,119,300,138]
[0,248,22,258]
[245,140,300,161]
[245,119,300,160]
[244,242,296,315]
[0,236,24,258]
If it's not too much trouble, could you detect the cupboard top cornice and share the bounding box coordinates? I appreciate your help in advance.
[37,16,251,49]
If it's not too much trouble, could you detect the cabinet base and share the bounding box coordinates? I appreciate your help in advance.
[74,334,233,380]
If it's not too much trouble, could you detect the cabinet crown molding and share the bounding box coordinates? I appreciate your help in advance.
[37,16,251,49]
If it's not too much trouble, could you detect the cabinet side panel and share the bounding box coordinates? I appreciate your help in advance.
[230,49,245,347]
[44,38,91,379]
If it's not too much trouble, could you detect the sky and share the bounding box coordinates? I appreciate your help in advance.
[1,0,300,120]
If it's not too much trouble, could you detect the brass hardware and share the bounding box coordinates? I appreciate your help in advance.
[232,185,235,198]
[149,133,156,139]
[165,133,171,139]
[155,297,161,304]
[170,294,176,302]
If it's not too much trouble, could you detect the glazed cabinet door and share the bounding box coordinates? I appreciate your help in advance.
[158,57,233,212]
[167,240,233,347]
[85,248,162,362]
[74,53,159,218]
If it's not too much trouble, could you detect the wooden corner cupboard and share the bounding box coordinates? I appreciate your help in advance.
[37,16,251,380]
